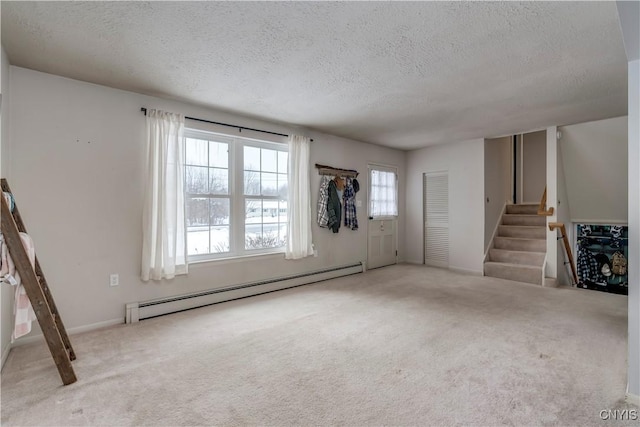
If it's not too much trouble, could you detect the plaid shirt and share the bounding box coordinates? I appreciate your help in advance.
[343,178,358,230]
[577,245,599,284]
[317,176,330,228]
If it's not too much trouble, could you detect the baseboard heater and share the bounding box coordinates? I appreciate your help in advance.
[126,262,363,323]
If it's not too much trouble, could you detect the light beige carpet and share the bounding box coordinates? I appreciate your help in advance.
[1,264,637,426]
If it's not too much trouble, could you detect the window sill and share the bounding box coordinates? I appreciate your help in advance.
[188,250,286,267]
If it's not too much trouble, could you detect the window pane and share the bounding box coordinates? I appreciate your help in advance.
[245,197,263,250]
[209,168,229,194]
[187,196,209,256]
[261,149,277,173]
[209,198,229,226]
[186,166,208,194]
[263,200,278,224]
[244,146,260,171]
[370,169,397,217]
[261,172,278,196]
[278,174,288,199]
[279,200,288,223]
[261,223,280,248]
[245,199,262,224]
[244,170,260,195]
[187,229,209,256]
[279,224,287,246]
[185,138,208,166]
[209,141,228,168]
[210,226,229,253]
[186,197,209,227]
[278,151,288,174]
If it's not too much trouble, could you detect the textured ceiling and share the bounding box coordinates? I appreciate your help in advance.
[1,1,628,150]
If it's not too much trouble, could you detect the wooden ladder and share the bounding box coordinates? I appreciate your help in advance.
[1,178,77,385]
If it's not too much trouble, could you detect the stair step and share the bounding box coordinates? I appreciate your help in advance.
[488,249,545,266]
[505,204,539,215]
[498,225,546,239]
[484,261,543,285]
[494,236,546,252]
[502,214,546,226]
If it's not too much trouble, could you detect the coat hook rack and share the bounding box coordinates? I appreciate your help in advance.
[315,163,359,178]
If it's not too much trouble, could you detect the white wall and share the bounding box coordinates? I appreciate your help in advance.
[1,46,13,368]
[555,139,573,286]
[522,130,546,203]
[484,137,511,251]
[545,127,558,280]
[405,138,484,274]
[559,116,628,223]
[627,59,639,398]
[7,66,406,335]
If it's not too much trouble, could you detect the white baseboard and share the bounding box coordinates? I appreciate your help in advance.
[11,318,124,348]
[1,342,11,371]
[626,391,640,406]
[128,263,363,323]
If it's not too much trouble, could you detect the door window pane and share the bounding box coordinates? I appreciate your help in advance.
[370,169,398,217]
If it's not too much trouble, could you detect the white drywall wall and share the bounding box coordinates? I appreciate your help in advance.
[558,116,628,223]
[405,138,484,274]
[545,127,558,280]
[522,130,546,203]
[7,66,406,334]
[484,137,511,251]
[555,140,573,287]
[627,59,639,397]
[1,46,13,369]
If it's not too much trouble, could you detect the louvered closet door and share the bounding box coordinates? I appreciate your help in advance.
[424,172,449,267]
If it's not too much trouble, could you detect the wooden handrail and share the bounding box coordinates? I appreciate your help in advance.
[549,222,579,286]
[538,186,554,216]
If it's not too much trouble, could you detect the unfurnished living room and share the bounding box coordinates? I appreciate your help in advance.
[0,1,639,426]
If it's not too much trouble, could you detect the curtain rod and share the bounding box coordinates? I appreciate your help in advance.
[140,108,312,141]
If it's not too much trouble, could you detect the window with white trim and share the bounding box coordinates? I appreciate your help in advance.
[369,166,398,218]
[184,129,288,261]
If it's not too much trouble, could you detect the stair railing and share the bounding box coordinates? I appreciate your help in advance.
[537,186,554,216]
[548,222,579,286]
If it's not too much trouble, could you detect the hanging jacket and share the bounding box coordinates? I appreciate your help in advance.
[577,244,599,284]
[317,176,330,228]
[327,180,341,233]
[343,178,358,230]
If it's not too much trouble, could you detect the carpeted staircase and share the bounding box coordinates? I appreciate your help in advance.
[484,204,546,285]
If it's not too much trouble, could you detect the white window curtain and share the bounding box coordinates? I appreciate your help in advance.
[286,135,314,259]
[370,169,398,217]
[141,109,188,281]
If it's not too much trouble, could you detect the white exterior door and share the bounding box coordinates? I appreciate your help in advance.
[367,164,398,270]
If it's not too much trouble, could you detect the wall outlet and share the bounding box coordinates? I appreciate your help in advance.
[356,200,362,207]
[110,274,119,287]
